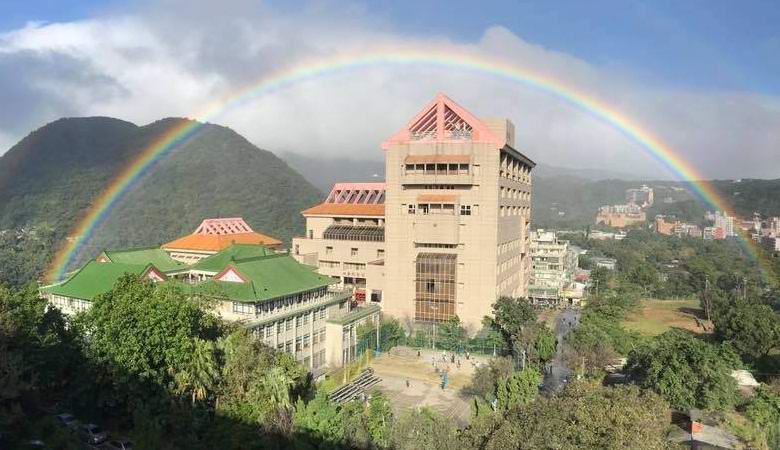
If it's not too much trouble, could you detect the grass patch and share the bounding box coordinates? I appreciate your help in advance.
[622,298,710,336]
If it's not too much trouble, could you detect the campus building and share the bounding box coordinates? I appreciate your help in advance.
[292,183,386,304]
[625,185,654,208]
[293,94,535,331]
[42,218,379,373]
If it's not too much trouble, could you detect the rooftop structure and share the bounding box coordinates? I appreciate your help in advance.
[162,217,282,263]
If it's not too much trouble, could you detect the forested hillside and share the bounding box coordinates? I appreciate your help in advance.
[0,117,322,285]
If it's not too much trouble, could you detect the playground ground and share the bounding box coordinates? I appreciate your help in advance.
[368,346,491,426]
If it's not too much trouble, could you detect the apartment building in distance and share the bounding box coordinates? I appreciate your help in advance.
[654,215,702,238]
[527,230,578,305]
[625,184,654,208]
[293,93,536,331]
[596,203,646,228]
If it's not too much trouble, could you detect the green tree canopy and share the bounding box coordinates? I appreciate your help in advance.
[626,329,740,410]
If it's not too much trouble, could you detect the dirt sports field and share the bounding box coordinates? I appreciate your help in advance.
[622,298,711,336]
[368,346,490,426]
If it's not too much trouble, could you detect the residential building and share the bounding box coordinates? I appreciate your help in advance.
[654,215,702,238]
[590,257,617,271]
[527,230,577,305]
[42,222,379,372]
[292,183,386,304]
[381,93,534,331]
[712,211,735,238]
[161,217,282,263]
[595,204,646,228]
[625,185,654,208]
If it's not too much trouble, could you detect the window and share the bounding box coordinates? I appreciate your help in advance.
[408,204,416,215]
[285,340,293,353]
[308,230,313,239]
[377,249,385,258]
[232,302,254,315]
[294,244,299,255]
[286,319,293,331]
[295,337,302,351]
[325,246,333,255]
[350,248,358,256]
[277,322,283,335]
[460,205,471,216]
[303,334,310,348]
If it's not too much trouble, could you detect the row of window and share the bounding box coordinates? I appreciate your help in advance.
[324,246,384,258]
[404,163,471,176]
[407,203,478,216]
[500,186,531,202]
[50,296,91,313]
[415,243,458,249]
[499,205,530,218]
[403,184,471,190]
[498,238,522,255]
[499,154,532,183]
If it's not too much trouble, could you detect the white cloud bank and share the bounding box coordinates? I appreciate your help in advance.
[0,0,778,179]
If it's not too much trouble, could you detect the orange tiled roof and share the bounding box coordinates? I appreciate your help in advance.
[162,232,282,252]
[417,193,458,203]
[301,203,385,217]
[405,154,471,164]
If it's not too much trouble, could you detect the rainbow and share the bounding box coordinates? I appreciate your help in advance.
[47,47,771,281]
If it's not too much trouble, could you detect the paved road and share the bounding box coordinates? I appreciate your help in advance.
[542,308,580,393]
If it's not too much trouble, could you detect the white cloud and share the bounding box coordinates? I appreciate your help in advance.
[0,1,778,179]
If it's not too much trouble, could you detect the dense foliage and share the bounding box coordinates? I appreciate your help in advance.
[461,381,672,450]
[626,329,741,410]
[0,117,322,285]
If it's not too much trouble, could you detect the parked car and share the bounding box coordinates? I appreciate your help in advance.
[77,424,108,445]
[104,439,134,450]
[55,413,80,432]
[26,440,47,448]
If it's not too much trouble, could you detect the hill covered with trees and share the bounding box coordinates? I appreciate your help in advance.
[0,117,322,285]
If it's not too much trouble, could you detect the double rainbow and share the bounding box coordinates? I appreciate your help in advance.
[46,47,768,281]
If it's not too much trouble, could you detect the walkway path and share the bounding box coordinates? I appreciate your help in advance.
[542,308,580,393]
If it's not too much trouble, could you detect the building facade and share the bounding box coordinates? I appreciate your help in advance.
[42,219,379,373]
[292,183,386,304]
[527,230,578,304]
[596,204,646,228]
[381,94,534,331]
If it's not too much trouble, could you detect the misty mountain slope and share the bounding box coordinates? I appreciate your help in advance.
[281,152,385,192]
[0,117,323,268]
[278,153,780,229]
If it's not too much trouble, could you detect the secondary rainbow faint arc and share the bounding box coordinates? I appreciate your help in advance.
[46,48,759,281]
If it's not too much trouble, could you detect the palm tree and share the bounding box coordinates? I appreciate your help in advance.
[262,366,293,410]
[175,338,219,404]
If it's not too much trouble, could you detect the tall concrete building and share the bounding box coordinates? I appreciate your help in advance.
[381,94,535,331]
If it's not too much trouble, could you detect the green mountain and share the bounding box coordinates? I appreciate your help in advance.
[278,153,780,229]
[0,117,323,283]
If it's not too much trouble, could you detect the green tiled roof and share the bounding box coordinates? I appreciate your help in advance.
[190,244,276,273]
[42,260,148,301]
[102,247,185,273]
[190,254,337,303]
[327,303,381,325]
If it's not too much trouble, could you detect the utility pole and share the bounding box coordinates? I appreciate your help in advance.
[704,277,711,323]
[375,316,380,357]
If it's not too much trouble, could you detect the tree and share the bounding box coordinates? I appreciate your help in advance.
[175,338,219,404]
[713,298,780,361]
[744,386,780,449]
[626,329,740,410]
[532,326,556,364]
[390,407,458,450]
[80,276,219,390]
[495,369,540,411]
[460,381,671,450]
[468,356,514,401]
[437,316,467,351]
[484,297,538,364]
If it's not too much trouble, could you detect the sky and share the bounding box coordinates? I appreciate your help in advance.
[0,0,778,179]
